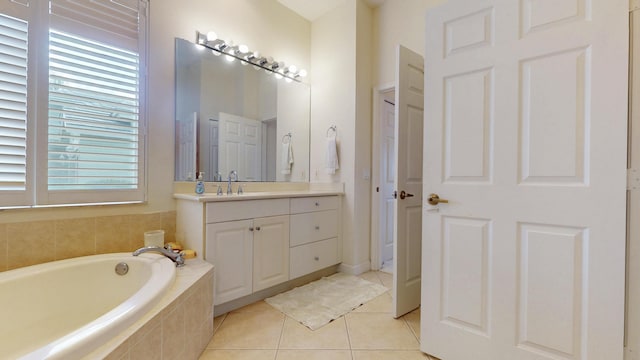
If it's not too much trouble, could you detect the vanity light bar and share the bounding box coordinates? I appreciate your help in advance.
[196,31,307,82]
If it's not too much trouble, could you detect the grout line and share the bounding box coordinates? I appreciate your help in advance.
[343,313,355,359]
[374,270,384,286]
[91,217,97,255]
[403,310,421,343]
[1,224,6,272]
[212,313,227,337]
[274,313,286,359]
[403,316,420,344]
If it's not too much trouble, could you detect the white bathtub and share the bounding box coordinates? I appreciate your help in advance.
[0,253,176,360]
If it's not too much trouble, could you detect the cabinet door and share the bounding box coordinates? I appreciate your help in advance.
[206,219,253,305]
[253,215,290,292]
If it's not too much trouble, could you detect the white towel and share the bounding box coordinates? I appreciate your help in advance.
[325,135,339,174]
[281,142,293,175]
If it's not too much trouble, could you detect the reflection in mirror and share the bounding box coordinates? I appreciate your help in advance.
[174,38,310,182]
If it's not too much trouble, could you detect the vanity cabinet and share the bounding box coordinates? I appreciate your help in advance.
[175,192,341,308]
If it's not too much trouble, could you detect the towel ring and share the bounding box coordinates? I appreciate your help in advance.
[326,125,337,137]
[282,132,292,144]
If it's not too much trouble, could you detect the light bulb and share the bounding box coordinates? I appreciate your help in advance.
[238,44,249,53]
[225,54,235,62]
[211,49,220,56]
[298,69,307,77]
[206,31,218,42]
[288,65,297,73]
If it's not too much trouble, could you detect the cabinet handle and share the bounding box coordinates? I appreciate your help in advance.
[315,225,320,230]
[255,226,261,231]
[249,227,254,231]
[314,256,319,261]
[315,202,319,206]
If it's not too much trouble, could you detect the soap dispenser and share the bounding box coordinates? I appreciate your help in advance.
[195,172,205,195]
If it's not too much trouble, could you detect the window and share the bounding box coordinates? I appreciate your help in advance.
[0,0,147,207]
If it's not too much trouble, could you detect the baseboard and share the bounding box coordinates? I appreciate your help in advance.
[626,346,636,360]
[338,260,371,275]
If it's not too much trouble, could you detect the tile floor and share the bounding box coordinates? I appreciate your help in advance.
[199,271,440,360]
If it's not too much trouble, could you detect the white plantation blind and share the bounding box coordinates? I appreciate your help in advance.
[48,30,139,191]
[0,0,147,207]
[50,0,142,51]
[0,13,27,192]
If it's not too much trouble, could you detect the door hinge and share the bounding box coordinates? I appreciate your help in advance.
[629,168,640,190]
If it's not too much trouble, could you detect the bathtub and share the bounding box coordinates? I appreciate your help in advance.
[0,253,176,360]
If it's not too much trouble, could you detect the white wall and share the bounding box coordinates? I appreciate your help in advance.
[372,0,446,86]
[310,0,373,273]
[309,0,448,274]
[277,81,311,182]
[310,1,357,270]
[353,0,374,271]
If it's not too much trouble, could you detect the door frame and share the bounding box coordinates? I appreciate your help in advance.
[371,82,395,271]
[626,7,640,359]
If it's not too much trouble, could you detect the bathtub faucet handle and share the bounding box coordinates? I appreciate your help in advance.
[174,252,185,267]
[132,246,185,267]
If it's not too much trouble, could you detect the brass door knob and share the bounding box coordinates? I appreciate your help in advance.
[427,193,449,205]
[399,190,414,200]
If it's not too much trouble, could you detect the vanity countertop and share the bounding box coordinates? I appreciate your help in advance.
[174,189,343,202]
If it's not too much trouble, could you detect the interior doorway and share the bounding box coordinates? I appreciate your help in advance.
[371,85,396,272]
[371,45,424,320]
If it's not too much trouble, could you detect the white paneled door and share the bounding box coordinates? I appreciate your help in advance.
[393,45,424,318]
[421,0,628,359]
[219,112,262,181]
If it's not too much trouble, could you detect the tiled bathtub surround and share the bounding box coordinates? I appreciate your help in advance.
[90,259,214,360]
[0,211,176,271]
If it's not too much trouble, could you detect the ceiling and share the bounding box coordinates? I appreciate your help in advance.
[278,0,385,22]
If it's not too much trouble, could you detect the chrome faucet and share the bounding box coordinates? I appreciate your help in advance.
[227,170,238,195]
[132,246,185,267]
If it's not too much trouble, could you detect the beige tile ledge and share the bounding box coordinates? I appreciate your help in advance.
[173,182,344,202]
[86,258,214,359]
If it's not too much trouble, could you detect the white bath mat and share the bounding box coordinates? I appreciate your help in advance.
[265,273,388,330]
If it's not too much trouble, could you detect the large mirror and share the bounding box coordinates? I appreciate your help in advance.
[174,38,310,182]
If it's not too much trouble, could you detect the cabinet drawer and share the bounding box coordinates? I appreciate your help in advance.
[290,210,338,247]
[206,198,289,223]
[290,196,338,213]
[290,237,339,279]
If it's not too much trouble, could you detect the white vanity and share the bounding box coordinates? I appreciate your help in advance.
[174,189,342,312]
